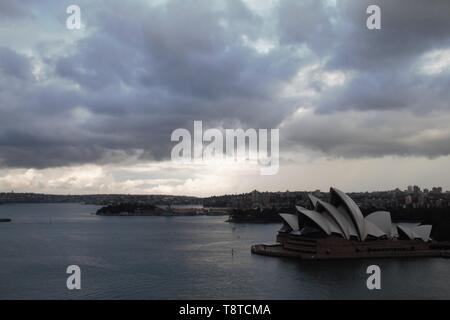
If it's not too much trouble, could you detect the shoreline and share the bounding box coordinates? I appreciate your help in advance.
[251,243,450,260]
[96,212,229,217]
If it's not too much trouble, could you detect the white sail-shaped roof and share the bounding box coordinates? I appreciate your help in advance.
[365,211,393,238]
[413,225,432,242]
[331,188,367,240]
[316,199,350,239]
[279,213,299,231]
[296,206,332,235]
[307,194,321,210]
[336,205,359,238]
[397,223,419,240]
[365,220,386,238]
[324,214,344,236]
[285,188,433,243]
[391,224,399,238]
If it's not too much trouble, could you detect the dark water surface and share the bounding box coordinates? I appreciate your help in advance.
[1,203,449,299]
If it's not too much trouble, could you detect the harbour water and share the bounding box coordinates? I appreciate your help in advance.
[1,203,450,300]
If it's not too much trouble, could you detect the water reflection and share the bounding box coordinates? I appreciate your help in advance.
[1,203,449,299]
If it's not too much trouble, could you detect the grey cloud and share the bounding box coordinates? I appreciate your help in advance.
[1,0,450,169]
[283,110,450,158]
[328,0,450,71]
[0,0,303,169]
[297,0,450,114]
[279,0,450,72]
[278,0,335,54]
[56,0,299,99]
[0,47,33,81]
[0,1,33,19]
[279,0,450,157]
[317,68,450,113]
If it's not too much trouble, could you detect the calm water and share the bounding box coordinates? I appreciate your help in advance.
[1,203,450,300]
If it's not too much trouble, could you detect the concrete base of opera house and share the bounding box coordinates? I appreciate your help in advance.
[251,233,450,260]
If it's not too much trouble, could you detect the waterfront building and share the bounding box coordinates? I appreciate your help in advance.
[279,187,432,242]
[251,187,449,260]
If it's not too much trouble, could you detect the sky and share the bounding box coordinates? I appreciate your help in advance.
[1,0,450,196]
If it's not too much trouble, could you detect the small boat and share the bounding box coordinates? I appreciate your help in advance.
[0,218,11,223]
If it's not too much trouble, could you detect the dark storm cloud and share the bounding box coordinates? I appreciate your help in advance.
[0,0,304,168]
[329,0,450,71]
[0,0,33,19]
[284,109,450,158]
[315,0,450,113]
[55,0,298,100]
[276,0,450,111]
[1,0,450,168]
[317,68,450,114]
[277,0,335,54]
[0,47,33,81]
[278,0,450,158]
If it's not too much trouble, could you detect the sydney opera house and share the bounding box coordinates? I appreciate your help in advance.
[252,187,450,259]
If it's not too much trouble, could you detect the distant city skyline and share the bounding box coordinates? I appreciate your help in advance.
[1,184,448,197]
[1,0,450,196]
